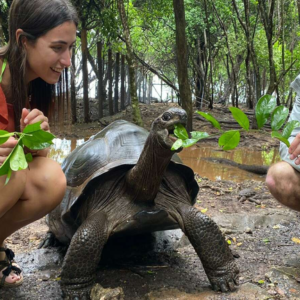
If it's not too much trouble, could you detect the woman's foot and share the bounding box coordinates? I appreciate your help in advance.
[0,267,21,284]
[0,244,23,287]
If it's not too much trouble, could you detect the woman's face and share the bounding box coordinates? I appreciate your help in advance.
[25,21,77,84]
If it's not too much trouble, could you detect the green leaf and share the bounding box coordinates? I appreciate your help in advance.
[258,280,265,284]
[271,106,289,131]
[229,107,249,131]
[0,158,10,176]
[22,130,54,150]
[282,120,300,139]
[10,144,28,171]
[190,131,209,140]
[174,123,188,139]
[182,139,198,148]
[5,167,12,185]
[0,130,14,145]
[218,131,240,150]
[255,95,277,129]
[171,139,183,151]
[196,111,221,130]
[23,121,42,133]
[271,131,290,147]
[25,153,33,163]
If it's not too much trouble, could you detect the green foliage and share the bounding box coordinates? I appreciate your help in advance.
[255,95,277,129]
[196,111,221,130]
[0,122,55,184]
[173,95,296,152]
[218,130,240,151]
[229,107,249,131]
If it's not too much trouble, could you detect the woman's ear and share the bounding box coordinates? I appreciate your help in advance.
[15,29,26,47]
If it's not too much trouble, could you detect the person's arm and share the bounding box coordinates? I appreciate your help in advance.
[280,75,300,169]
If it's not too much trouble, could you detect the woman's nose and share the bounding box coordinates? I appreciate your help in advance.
[60,50,72,67]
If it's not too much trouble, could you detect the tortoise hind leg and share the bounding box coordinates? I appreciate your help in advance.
[60,211,108,299]
[176,205,239,292]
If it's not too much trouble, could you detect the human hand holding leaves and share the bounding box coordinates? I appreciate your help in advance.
[0,122,55,184]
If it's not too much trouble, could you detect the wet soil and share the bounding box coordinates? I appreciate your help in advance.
[1,103,299,300]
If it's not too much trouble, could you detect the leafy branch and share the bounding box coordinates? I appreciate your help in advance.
[172,95,300,151]
[0,122,55,184]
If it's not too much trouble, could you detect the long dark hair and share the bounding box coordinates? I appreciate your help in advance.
[0,0,78,130]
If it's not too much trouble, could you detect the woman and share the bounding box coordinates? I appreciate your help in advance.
[0,0,78,287]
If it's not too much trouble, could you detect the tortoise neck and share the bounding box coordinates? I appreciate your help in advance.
[125,133,173,203]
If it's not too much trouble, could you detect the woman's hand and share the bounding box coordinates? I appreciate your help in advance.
[20,108,50,132]
[289,133,300,165]
[20,108,50,158]
[0,137,18,166]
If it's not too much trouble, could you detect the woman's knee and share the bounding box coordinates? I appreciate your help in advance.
[26,158,66,209]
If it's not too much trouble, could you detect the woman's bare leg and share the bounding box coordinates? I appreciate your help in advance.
[0,157,66,283]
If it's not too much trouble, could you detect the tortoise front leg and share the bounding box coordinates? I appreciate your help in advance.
[60,211,108,300]
[177,205,239,292]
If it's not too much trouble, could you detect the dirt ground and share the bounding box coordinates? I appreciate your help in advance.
[2,103,300,300]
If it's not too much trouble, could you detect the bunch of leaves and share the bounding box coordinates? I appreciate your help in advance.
[0,122,55,184]
[172,95,300,151]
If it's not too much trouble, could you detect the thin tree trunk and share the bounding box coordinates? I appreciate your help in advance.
[97,41,104,119]
[71,52,76,123]
[108,46,113,116]
[117,0,143,126]
[120,54,125,110]
[81,27,90,123]
[114,52,120,113]
[173,0,193,131]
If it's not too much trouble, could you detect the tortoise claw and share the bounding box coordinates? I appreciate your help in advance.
[206,259,239,293]
[220,283,228,292]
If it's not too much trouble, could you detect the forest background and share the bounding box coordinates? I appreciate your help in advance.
[0,0,299,132]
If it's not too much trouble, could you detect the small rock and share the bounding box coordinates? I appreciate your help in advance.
[41,273,51,281]
[245,227,252,234]
[90,284,124,300]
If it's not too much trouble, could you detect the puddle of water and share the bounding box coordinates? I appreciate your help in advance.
[49,139,281,183]
[178,146,281,182]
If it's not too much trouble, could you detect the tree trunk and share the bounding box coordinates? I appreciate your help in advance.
[117,0,143,126]
[173,0,193,131]
[71,52,76,123]
[120,54,125,110]
[81,27,90,123]
[97,41,104,119]
[114,53,120,113]
[108,46,113,116]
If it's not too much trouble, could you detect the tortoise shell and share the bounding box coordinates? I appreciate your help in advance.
[60,120,198,217]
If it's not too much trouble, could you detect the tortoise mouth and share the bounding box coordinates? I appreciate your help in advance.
[164,123,186,151]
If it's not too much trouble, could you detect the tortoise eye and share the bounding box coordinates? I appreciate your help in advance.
[162,113,172,121]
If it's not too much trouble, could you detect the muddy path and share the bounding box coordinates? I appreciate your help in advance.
[1,103,299,300]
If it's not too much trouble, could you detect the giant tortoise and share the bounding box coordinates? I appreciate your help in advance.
[43,108,239,299]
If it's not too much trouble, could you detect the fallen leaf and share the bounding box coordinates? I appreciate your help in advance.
[201,208,208,213]
[273,225,280,229]
[236,242,243,247]
[292,237,300,244]
[263,238,270,244]
[227,240,232,245]
[258,280,265,284]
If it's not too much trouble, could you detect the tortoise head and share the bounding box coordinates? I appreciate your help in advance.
[151,107,187,152]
